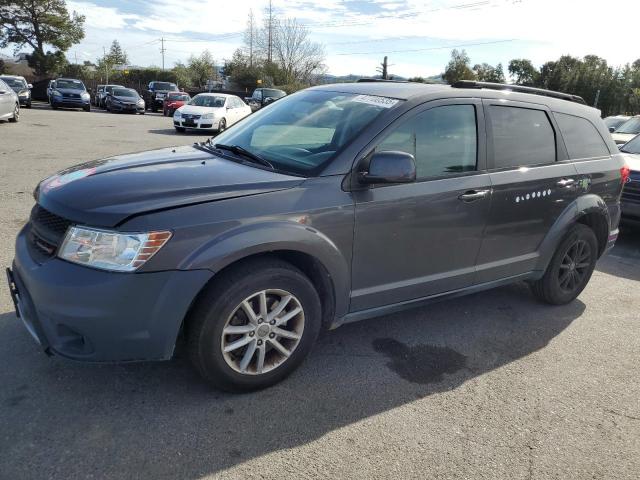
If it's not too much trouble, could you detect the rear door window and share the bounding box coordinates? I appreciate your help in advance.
[488,105,556,169]
[554,112,610,159]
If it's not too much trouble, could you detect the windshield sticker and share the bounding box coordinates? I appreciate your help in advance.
[352,95,399,109]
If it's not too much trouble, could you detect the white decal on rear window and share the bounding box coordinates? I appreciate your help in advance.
[352,95,399,109]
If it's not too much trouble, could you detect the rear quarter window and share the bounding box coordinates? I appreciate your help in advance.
[554,112,610,159]
[489,105,556,169]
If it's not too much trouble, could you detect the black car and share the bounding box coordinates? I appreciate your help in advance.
[619,134,640,223]
[246,87,286,112]
[7,81,625,392]
[98,84,124,109]
[144,81,179,112]
[0,75,32,108]
[105,87,145,114]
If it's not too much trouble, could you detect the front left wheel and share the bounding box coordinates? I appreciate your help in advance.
[187,258,322,392]
[8,104,19,122]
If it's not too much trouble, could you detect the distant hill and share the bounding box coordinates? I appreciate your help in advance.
[316,73,444,84]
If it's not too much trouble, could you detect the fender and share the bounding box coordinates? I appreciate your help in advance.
[179,221,351,319]
[535,193,610,273]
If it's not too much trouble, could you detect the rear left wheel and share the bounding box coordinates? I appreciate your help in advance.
[187,259,321,392]
[531,224,598,305]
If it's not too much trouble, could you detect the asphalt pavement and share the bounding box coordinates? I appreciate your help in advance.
[0,104,638,479]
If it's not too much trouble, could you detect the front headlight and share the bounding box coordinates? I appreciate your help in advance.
[173,111,182,118]
[81,92,90,99]
[58,227,172,272]
[18,90,29,97]
[52,90,62,97]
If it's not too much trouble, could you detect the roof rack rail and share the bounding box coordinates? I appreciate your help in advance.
[357,78,408,83]
[452,80,587,105]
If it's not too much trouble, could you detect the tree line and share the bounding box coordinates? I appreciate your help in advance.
[441,49,640,116]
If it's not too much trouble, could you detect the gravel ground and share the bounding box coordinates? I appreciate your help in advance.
[0,104,639,480]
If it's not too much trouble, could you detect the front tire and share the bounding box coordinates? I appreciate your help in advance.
[187,258,321,392]
[174,126,185,132]
[8,104,19,122]
[531,224,598,305]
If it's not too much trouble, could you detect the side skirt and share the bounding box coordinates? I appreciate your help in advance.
[331,271,539,329]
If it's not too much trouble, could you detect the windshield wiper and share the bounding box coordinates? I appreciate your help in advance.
[213,143,275,170]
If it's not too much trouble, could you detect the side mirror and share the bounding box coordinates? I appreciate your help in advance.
[609,126,616,133]
[359,151,417,184]
[27,84,33,89]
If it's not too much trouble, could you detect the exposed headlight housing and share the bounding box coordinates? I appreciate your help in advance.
[58,227,172,272]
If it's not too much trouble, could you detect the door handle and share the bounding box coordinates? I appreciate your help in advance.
[458,189,490,202]
[557,178,575,187]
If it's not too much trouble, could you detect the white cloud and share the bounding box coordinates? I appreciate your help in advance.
[7,0,638,77]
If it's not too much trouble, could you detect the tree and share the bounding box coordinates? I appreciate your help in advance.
[187,50,216,88]
[443,49,476,84]
[272,18,325,84]
[0,0,85,75]
[473,62,505,83]
[508,59,538,85]
[107,40,128,65]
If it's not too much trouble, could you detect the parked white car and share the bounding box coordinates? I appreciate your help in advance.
[0,78,20,123]
[611,115,640,145]
[173,93,251,133]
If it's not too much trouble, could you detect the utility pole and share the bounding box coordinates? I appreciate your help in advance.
[248,9,255,68]
[160,37,166,71]
[594,89,601,108]
[266,0,273,64]
[377,56,389,80]
[103,46,109,84]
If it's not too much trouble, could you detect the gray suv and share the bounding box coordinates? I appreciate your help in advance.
[7,81,626,392]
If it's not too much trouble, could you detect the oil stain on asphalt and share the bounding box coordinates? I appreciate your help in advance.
[373,338,467,384]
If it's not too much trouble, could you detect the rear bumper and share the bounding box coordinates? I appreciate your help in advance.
[9,226,213,362]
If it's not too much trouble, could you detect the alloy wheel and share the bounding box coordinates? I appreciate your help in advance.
[558,239,591,293]
[221,289,305,375]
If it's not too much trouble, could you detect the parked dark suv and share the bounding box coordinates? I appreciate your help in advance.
[7,81,626,392]
[144,81,179,112]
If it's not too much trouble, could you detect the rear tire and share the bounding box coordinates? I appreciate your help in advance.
[531,224,598,305]
[187,258,321,392]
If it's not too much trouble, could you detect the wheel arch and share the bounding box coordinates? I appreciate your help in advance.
[179,222,350,333]
[536,194,611,272]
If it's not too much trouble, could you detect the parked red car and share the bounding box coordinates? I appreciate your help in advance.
[163,92,191,116]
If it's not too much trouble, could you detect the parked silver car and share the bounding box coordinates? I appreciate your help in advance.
[0,78,20,123]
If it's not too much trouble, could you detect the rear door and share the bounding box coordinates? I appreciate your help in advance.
[350,99,492,311]
[475,99,578,283]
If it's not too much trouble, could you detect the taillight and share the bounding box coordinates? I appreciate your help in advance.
[620,165,630,186]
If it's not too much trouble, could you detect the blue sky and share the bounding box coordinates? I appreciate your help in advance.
[3,0,639,78]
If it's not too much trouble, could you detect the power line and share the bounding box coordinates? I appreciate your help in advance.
[334,38,516,56]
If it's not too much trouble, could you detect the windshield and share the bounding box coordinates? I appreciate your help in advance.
[168,93,190,101]
[55,79,85,90]
[0,77,27,89]
[154,82,177,91]
[615,117,640,134]
[262,89,286,99]
[212,90,400,176]
[621,134,640,154]
[113,88,138,98]
[190,95,226,107]
[604,117,629,129]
